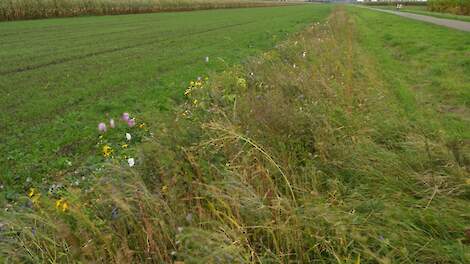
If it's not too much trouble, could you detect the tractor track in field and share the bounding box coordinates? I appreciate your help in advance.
[0,20,256,76]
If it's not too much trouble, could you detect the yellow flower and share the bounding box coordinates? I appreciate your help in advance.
[102,145,112,158]
[55,198,64,208]
[193,99,198,105]
[56,198,69,212]
[28,188,36,198]
[184,88,192,96]
[62,202,69,212]
[139,123,145,129]
[122,144,129,149]
[28,188,41,204]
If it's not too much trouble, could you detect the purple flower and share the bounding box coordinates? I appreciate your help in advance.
[109,119,115,128]
[122,112,130,121]
[127,118,136,127]
[98,122,107,132]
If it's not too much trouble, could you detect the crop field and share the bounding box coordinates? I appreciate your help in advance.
[0,4,332,198]
[1,2,470,263]
[428,0,470,16]
[0,0,280,21]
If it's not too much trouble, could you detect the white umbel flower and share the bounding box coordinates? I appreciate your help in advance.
[127,158,135,167]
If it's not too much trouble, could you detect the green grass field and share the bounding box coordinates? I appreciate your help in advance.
[2,4,470,263]
[0,4,332,199]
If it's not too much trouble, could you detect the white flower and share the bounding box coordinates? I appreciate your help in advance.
[125,133,132,141]
[127,158,135,167]
[204,56,209,63]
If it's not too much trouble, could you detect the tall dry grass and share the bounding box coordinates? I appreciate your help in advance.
[2,7,469,263]
[428,0,470,15]
[0,0,279,21]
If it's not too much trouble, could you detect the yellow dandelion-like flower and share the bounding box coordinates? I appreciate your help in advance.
[56,198,69,212]
[62,202,69,212]
[184,88,192,96]
[28,188,41,204]
[139,123,145,129]
[193,99,198,105]
[28,188,36,198]
[102,145,113,158]
[122,144,129,149]
[55,198,64,209]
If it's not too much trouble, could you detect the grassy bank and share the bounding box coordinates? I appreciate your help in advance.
[0,0,282,21]
[2,5,469,263]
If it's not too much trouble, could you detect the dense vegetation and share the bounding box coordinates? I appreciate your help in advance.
[2,5,469,263]
[0,0,279,21]
[428,0,470,15]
